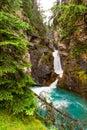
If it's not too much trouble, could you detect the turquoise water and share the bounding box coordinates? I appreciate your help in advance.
[50,88,87,121]
[31,85,87,129]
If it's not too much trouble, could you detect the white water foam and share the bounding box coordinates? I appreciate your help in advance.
[76,102,87,111]
[31,49,64,106]
[53,50,63,78]
[53,100,69,109]
[31,79,58,95]
[31,50,63,97]
[59,0,62,5]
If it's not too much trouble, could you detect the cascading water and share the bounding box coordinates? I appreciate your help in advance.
[31,1,87,126]
[31,49,87,124]
[53,49,63,78]
[31,49,63,95]
[60,0,62,5]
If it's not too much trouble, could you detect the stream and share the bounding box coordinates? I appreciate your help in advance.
[32,85,87,121]
[31,0,87,129]
[31,50,87,127]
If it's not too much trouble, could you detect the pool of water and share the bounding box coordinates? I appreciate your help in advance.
[50,88,87,121]
[31,86,87,120]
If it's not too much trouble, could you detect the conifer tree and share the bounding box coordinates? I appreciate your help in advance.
[0,0,36,116]
[53,0,87,53]
[22,0,46,36]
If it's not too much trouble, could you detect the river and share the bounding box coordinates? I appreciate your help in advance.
[31,50,87,122]
[31,0,87,129]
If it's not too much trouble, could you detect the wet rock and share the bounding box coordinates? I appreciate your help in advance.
[30,39,54,85]
[45,72,58,86]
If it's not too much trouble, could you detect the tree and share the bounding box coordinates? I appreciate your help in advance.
[22,0,46,36]
[0,0,36,117]
[53,2,87,41]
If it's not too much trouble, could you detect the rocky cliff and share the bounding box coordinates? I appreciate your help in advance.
[53,3,87,99]
[52,0,87,99]
[15,1,58,86]
[58,35,87,99]
[29,35,58,86]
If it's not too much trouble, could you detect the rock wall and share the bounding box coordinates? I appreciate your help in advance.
[15,9,57,86]
[52,0,87,99]
[29,36,57,86]
[57,30,87,99]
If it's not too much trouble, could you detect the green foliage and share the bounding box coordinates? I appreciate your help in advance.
[0,0,22,12]
[0,110,46,130]
[78,71,87,84]
[22,0,46,36]
[53,3,87,39]
[0,11,34,35]
[0,11,28,29]
[73,42,87,54]
[0,9,36,116]
[52,2,87,56]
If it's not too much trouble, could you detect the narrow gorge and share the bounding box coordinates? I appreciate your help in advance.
[30,0,87,129]
[0,0,87,129]
[30,0,87,100]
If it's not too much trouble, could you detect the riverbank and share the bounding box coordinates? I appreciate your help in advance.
[0,110,46,130]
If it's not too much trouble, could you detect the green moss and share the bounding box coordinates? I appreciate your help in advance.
[42,51,52,64]
[78,70,87,85]
[73,41,87,55]
[0,110,46,130]
[43,55,48,62]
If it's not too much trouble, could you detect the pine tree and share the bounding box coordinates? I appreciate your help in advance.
[22,0,46,36]
[0,0,36,116]
[53,2,87,40]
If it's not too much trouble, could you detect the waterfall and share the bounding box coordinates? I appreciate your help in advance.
[53,50,63,78]
[37,0,56,25]
[31,0,63,95]
[31,49,63,96]
[59,0,62,5]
